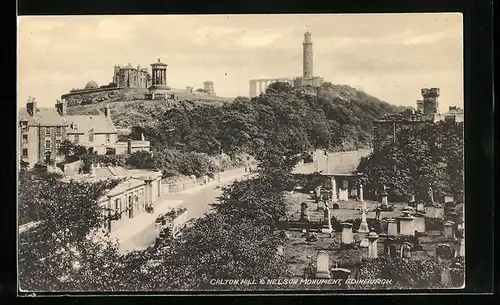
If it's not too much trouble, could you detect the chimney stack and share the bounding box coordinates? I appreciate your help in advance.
[104,105,111,119]
[55,99,67,116]
[26,96,37,116]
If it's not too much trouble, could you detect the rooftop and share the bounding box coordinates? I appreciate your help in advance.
[18,107,67,127]
[66,114,117,134]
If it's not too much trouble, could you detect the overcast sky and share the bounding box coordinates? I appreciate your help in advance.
[18,14,463,112]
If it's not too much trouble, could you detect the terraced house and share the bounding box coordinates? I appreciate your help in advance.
[18,97,68,168]
[18,98,150,169]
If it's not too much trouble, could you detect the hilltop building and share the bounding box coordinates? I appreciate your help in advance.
[249,30,324,98]
[372,88,463,152]
[202,81,216,96]
[113,63,151,89]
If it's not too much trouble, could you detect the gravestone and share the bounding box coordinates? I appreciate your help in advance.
[315,187,321,203]
[444,195,454,203]
[434,205,445,220]
[357,209,369,233]
[367,232,379,258]
[428,186,435,205]
[359,238,369,248]
[449,262,465,287]
[397,212,415,236]
[315,251,331,279]
[389,245,398,257]
[387,218,398,236]
[321,208,333,233]
[436,244,455,264]
[300,202,310,222]
[358,184,364,202]
[340,222,354,249]
[316,201,325,211]
[380,220,388,234]
[443,221,455,239]
[276,245,285,256]
[400,242,412,258]
[332,203,339,210]
[330,268,351,284]
[338,185,349,201]
[408,194,416,205]
[416,201,425,213]
[413,212,426,234]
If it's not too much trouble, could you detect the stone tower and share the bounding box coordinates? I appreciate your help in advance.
[421,88,440,115]
[303,31,313,79]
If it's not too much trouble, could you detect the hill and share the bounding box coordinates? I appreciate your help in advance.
[125,82,409,156]
[65,88,233,127]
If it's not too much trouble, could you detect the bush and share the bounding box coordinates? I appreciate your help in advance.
[357,257,444,289]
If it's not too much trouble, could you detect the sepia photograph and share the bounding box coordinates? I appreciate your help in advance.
[17,13,466,293]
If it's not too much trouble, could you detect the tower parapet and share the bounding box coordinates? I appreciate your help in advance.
[421,87,440,116]
[302,31,313,79]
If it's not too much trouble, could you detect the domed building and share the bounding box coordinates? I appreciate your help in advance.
[85,80,99,90]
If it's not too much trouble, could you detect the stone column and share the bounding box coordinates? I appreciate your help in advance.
[380,191,389,208]
[340,222,354,249]
[357,209,369,234]
[330,177,338,202]
[367,232,379,258]
[397,212,415,236]
[321,208,333,233]
[387,218,398,236]
[259,81,264,94]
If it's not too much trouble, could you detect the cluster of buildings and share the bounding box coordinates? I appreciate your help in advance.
[249,31,324,98]
[373,88,464,151]
[18,98,150,169]
[63,59,218,102]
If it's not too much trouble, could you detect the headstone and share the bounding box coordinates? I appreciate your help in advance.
[340,222,354,249]
[434,205,445,220]
[379,219,388,234]
[387,218,398,236]
[338,188,349,201]
[316,201,325,211]
[436,244,455,263]
[276,245,285,256]
[300,202,310,222]
[359,238,369,248]
[389,245,397,257]
[457,234,465,257]
[315,251,331,279]
[367,232,379,258]
[357,209,369,233]
[315,187,321,203]
[400,242,412,258]
[350,187,358,197]
[440,267,451,286]
[449,262,465,287]
[409,194,416,204]
[397,212,415,236]
[321,208,333,233]
[444,195,454,203]
[332,203,339,210]
[413,212,426,233]
[443,221,455,239]
[330,268,351,283]
[416,201,425,213]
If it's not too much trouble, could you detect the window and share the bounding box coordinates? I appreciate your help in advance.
[55,126,62,136]
[45,127,51,135]
[45,139,51,150]
[22,134,28,144]
[22,149,28,157]
[89,133,94,142]
[56,139,61,149]
[106,134,110,143]
[74,134,80,144]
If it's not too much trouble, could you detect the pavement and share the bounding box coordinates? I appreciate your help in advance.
[111,171,249,253]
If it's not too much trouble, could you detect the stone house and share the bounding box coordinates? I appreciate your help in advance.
[18,97,68,168]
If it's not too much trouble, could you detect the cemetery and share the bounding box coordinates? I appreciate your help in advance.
[277,179,465,289]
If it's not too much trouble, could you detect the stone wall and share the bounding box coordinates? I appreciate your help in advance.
[63,88,148,107]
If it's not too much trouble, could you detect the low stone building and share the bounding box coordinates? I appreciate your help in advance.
[61,165,162,232]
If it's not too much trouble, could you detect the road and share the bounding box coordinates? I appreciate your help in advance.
[117,181,229,253]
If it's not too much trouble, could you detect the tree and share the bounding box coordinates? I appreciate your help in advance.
[126,151,157,170]
[58,140,87,163]
[18,170,122,291]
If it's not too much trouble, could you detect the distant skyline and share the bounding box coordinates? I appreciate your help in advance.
[18,14,463,112]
